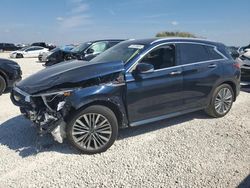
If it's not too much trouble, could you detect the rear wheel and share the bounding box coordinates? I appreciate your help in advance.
[67,105,118,154]
[16,53,23,58]
[0,75,6,95]
[205,84,234,118]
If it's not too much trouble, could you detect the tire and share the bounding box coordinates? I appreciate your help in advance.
[16,53,23,58]
[0,75,6,95]
[205,84,234,118]
[67,105,118,154]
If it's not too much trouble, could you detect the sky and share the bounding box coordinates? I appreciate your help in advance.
[0,0,249,46]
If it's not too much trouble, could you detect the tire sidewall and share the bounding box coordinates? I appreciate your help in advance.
[16,53,23,58]
[66,105,118,154]
[210,84,234,117]
[0,76,6,94]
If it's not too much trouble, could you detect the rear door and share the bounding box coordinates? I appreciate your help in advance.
[24,47,35,57]
[177,43,225,109]
[30,47,44,57]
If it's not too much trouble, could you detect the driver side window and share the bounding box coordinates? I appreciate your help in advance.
[140,44,176,70]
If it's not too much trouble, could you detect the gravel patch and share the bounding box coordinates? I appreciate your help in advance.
[0,52,249,187]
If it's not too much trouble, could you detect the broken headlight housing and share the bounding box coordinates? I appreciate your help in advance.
[33,89,73,112]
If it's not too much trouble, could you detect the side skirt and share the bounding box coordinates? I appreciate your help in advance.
[130,107,204,127]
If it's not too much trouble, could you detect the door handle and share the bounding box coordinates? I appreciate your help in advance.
[169,70,182,75]
[208,64,217,68]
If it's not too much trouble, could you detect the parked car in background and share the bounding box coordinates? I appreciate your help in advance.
[237,47,250,81]
[16,43,29,49]
[238,44,250,54]
[0,58,22,94]
[0,43,19,52]
[31,42,56,50]
[227,46,240,59]
[11,38,240,154]
[43,39,124,66]
[38,45,76,62]
[10,46,49,58]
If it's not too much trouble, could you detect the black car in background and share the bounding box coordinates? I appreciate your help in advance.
[31,42,56,50]
[38,45,75,62]
[42,39,124,66]
[11,38,240,154]
[0,43,19,52]
[0,58,22,94]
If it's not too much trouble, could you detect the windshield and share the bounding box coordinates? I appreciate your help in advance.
[19,46,30,51]
[90,41,146,64]
[71,42,92,53]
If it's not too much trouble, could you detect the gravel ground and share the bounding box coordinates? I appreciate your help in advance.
[0,52,249,188]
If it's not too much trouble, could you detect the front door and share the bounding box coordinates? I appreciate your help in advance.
[126,44,184,125]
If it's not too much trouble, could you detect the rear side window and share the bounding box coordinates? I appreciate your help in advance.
[33,47,43,50]
[179,43,223,64]
[205,46,223,60]
[179,44,209,64]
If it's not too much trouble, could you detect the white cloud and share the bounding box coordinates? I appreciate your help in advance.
[56,1,90,28]
[145,13,170,19]
[106,8,116,16]
[4,29,10,33]
[59,15,91,28]
[171,21,179,26]
[71,4,88,14]
[56,17,64,21]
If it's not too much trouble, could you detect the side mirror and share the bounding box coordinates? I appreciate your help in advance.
[135,63,154,74]
[86,48,94,54]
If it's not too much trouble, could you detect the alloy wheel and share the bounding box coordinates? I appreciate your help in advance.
[214,87,233,115]
[72,113,112,151]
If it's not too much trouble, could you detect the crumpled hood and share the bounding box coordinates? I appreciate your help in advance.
[16,60,124,94]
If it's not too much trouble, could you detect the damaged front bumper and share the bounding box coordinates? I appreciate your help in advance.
[10,87,72,143]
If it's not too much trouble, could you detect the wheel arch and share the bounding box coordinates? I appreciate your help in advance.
[209,80,237,103]
[220,81,237,101]
[65,99,129,129]
[0,69,8,87]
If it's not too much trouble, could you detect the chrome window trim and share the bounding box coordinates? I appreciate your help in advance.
[127,41,228,73]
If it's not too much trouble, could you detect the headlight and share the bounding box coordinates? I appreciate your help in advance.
[13,94,21,102]
[33,89,73,97]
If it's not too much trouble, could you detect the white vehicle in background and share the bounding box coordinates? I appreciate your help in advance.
[10,46,49,58]
[237,46,250,73]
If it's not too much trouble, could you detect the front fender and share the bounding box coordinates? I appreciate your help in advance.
[66,84,129,127]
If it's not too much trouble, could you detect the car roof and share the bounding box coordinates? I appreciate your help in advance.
[28,46,44,48]
[87,39,125,43]
[127,38,222,47]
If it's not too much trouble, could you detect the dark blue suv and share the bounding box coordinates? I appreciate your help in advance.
[11,38,241,154]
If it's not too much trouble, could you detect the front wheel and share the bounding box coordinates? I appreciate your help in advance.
[205,84,234,118]
[67,105,118,154]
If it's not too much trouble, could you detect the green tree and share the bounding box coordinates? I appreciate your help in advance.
[156,31,197,38]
